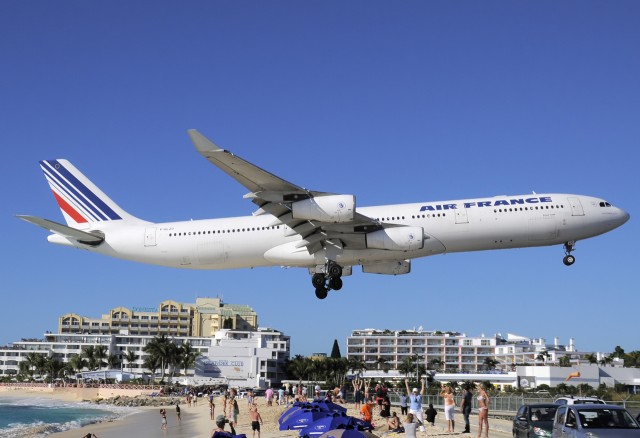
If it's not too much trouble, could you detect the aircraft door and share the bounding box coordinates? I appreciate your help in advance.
[455,205,469,224]
[567,197,585,216]
[144,227,157,246]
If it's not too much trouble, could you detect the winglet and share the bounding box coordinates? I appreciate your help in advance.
[188,129,223,154]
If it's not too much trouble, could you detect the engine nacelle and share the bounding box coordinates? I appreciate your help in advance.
[365,227,424,251]
[362,260,411,275]
[291,195,355,223]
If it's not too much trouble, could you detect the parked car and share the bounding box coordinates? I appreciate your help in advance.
[554,396,605,405]
[552,403,640,437]
[513,403,557,437]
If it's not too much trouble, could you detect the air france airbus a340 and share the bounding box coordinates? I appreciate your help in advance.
[19,130,629,299]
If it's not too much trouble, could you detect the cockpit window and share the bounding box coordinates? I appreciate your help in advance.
[599,201,612,207]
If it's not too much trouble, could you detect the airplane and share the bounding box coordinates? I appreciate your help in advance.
[18,130,630,299]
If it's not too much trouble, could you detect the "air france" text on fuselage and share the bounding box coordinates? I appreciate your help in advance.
[419,196,553,212]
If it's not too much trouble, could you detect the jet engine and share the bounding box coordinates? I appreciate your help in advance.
[291,195,355,223]
[365,227,424,251]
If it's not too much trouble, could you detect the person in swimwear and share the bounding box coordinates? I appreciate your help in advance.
[440,385,456,433]
[476,382,490,438]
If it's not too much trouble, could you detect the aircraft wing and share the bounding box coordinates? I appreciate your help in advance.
[189,130,384,254]
[17,215,104,245]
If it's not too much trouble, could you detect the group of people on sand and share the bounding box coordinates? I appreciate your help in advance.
[356,377,491,437]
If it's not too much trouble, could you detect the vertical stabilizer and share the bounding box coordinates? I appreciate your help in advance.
[39,159,140,228]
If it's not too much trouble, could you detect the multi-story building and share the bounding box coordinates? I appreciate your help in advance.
[195,328,290,387]
[58,297,258,337]
[348,328,496,372]
[347,329,614,372]
[0,297,288,388]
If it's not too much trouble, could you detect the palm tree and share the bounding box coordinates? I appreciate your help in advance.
[178,343,200,377]
[24,352,48,379]
[18,360,31,380]
[558,356,571,367]
[347,357,366,377]
[107,353,120,370]
[82,346,98,371]
[398,357,415,379]
[45,357,66,383]
[428,358,443,372]
[584,353,597,365]
[124,350,138,373]
[143,354,161,380]
[287,355,312,383]
[94,345,108,370]
[536,350,551,366]
[67,354,88,379]
[599,356,613,366]
[375,357,389,372]
[483,357,499,371]
[143,335,175,382]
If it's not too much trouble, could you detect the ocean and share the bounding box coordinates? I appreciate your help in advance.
[0,395,133,437]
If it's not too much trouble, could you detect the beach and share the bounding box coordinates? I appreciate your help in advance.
[48,394,516,437]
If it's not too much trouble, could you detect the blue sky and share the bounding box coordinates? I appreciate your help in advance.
[2,1,638,357]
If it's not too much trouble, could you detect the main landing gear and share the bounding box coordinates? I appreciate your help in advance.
[312,262,344,300]
[563,241,576,266]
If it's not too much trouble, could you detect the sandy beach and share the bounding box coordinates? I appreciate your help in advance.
[47,394,516,438]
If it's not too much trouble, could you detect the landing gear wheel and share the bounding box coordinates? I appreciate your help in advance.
[563,255,575,266]
[315,287,328,300]
[328,277,343,291]
[312,273,326,288]
[328,264,342,278]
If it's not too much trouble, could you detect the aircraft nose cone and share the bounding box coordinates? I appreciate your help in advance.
[620,209,630,225]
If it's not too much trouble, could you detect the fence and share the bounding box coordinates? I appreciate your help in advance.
[385,392,640,417]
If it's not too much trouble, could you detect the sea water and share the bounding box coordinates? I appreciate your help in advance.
[0,396,133,437]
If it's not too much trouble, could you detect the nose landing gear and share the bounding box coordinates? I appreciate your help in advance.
[311,262,344,299]
[563,241,576,266]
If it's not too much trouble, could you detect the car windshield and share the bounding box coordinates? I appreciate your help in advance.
[577,408,640,429]
[530,406,557,421]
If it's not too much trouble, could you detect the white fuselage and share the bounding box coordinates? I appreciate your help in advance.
[55,193,629,271]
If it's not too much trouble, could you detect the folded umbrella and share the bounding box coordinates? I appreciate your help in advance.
[279,408,331,431]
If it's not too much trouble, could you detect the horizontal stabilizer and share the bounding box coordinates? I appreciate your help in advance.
[17,215,104,245]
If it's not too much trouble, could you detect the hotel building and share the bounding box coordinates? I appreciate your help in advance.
[58,297,258,337]
[0,298,289,388]
[347,328,611,372]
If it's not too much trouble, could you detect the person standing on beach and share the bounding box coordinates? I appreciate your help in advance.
[398,391,408,416]
[265,386,274,406]
[160,408,167,430]
[209,397,215,420]
[461,385,472,433]
[440,385,456,433]
[352,378,363,411]
[227,388,239,430]
[278,387,285,405]
[477,382,490,438]
[404,377,426,433]
[250,403,263,438]
[175,402,181,423]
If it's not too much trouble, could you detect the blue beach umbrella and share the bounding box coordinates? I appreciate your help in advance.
[307,401,348,414]
[299,413,354,437]
[279,408,331,431]
[317,424,378,438]
[279,405,304,426]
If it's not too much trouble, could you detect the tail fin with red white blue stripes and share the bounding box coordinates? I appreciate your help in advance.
[39,159,140,229]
